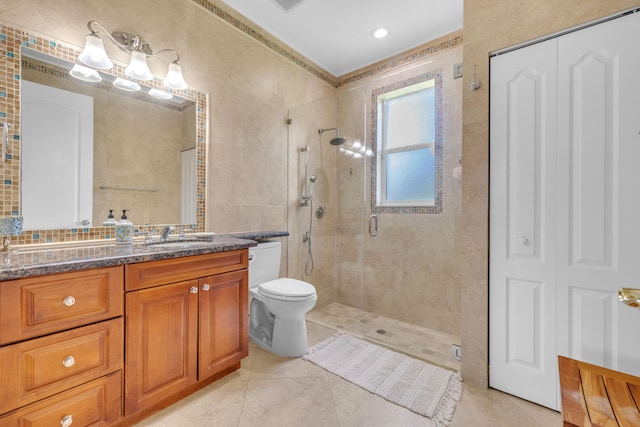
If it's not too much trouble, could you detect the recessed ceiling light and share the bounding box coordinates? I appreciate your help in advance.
[371,27,388,39]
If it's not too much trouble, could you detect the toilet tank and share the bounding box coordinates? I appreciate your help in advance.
[248,240,282,290]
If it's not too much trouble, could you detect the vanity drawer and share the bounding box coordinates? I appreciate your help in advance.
[0,318,123,414]
[0,266,123,345]
[125,250,248,291]
[0,371,122,426]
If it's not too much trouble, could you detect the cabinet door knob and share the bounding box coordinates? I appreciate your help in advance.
[61,414,73,427]
[63,296,76,306]
[190,286,198,294]
[202,284,210,291]
[62,356,75,368]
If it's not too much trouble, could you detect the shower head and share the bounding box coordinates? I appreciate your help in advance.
[330,136,347,146]
[309,175,317,183]
[319,127,347,146]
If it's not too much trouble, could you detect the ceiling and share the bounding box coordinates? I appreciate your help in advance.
[217,0,464,77]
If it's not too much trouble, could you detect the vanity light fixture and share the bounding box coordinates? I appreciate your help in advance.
[69,64,102,82]
[113,77,141,92]
[148,88,173,100]
[74,21,188,90]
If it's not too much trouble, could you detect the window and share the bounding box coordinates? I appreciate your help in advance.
[371,71,442,214]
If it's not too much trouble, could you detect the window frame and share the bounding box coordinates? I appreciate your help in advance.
[370,70,443,214]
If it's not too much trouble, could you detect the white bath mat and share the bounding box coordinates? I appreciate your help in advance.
[303,332,462,426]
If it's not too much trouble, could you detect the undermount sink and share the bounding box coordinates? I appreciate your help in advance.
[147,240,214,249]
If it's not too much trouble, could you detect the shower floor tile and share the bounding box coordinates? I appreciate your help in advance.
[306,302,461,372]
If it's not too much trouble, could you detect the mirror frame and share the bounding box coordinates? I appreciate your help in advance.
[0,23,207,244]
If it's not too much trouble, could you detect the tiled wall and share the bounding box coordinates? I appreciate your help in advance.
[335,43,463,337]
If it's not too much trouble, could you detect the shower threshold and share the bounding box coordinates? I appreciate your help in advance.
[306,302,461,372]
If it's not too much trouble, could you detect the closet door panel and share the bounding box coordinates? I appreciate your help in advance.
[556,11,640,376]
[489,37,558,410]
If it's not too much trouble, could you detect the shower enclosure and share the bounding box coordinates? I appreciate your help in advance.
[287,71,462,341]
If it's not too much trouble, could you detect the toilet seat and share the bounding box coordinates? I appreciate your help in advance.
[258,278,316,302]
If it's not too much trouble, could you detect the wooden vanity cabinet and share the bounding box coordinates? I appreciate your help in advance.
[124,250,249,416]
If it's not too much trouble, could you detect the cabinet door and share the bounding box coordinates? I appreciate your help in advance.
[489,37,559,410]
[556,11,640,377]
[125,280,198,415]
[198,270,248,380]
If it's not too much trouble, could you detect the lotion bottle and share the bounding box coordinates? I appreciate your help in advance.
[115,209,133,245]
[103,210,117,227]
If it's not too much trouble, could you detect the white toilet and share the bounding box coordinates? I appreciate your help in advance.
[248,240,317,357]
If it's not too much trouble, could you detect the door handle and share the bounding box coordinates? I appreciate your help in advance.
[618,288,640,308]
[369,214,378,237]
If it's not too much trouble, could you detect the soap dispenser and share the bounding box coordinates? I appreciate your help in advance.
[102,210,117,227]
[115,209,133,245]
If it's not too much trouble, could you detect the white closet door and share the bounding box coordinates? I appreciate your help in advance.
[489,38,559,410]
[556,12,640,376]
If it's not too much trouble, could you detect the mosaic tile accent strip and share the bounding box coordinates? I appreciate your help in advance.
[22,58,195,112]
[339,33,463,88]
[0,23,208,245]
[191,0,462,88]
[369,70,443,215]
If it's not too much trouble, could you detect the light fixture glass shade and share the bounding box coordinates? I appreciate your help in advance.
[149,88,173,100]
[78,34,113,69]
[163,62,188,90]
[113,78,141,92]
[125,51,154,81]
[69,64,102,82]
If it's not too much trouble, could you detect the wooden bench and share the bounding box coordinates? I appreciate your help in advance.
[559,356,640,426]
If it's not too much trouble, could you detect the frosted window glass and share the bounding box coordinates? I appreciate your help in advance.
[385,148,434,201]
[385,88,434,150]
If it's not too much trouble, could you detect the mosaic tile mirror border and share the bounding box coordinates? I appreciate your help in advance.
[0,23,207,245]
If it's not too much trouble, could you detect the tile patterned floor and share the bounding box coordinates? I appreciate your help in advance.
[306,303,461,371]
[135,313,562,426]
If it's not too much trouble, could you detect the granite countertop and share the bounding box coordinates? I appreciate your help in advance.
[0,230,288,281]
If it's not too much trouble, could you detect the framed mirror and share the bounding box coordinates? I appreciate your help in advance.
[0,23,207,244]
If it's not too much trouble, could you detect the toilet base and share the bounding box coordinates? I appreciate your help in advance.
[249,297,316,358]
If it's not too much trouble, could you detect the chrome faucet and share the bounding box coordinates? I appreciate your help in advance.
[161,226,174,241]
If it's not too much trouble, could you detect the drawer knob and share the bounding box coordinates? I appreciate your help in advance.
[62,356,75,368]
[63,296,76,306]
[190,286,198,294]
[61,414,73,427]
[202,284,210,291]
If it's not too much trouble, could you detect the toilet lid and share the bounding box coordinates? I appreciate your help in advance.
[258,278,316,301]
